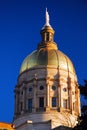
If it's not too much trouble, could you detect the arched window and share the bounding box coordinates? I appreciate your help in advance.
[52,97,56,107]
[28,99,32,112]
[39,97,44,108]
[29,87,33,92]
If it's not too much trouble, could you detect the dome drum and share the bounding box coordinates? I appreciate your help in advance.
[18,64,77,86]
[15,64,79,115]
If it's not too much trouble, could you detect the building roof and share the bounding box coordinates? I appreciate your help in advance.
[0,122,14,130]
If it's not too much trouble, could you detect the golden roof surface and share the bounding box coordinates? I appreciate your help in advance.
[0,122,14,129]
[20,48,75,74]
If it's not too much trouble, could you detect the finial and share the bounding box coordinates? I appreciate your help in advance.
[45,8,50,26]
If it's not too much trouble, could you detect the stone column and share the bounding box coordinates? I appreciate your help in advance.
[47,83,50,107]
[23,86,27,112]
[17,90,20,114]
[32,78,37,112]
[58,85,61,109]
[77,88,81,115]
[58,76,62,111]
[15,87,20,116]
[67,77,71,110]
[68,78,73,113]
[46,78,50,111]
[14,91,16,116]
[68,87,71,109]
[75,82,81,115]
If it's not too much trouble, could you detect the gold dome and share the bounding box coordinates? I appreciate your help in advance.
[20,10,75,75]
[20,47,75,74]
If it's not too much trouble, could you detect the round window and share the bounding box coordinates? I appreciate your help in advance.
[40,86,44,90]
[52,86,56,90]
[63,88,67,92]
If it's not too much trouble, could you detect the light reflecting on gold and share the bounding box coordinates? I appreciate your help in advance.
[20,48,75,75]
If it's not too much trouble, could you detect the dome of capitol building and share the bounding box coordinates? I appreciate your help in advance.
[13,9,80,130]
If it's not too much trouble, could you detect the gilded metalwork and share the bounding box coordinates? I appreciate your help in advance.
[20,49,75,74]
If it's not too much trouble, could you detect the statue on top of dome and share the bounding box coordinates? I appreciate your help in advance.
[45,8,50,26]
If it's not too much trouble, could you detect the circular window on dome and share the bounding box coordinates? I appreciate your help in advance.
[52,86,56,90]
[63,88,67,92]
[40,86,44,90]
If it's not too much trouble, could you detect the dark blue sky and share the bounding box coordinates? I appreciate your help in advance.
[0,0,87,123]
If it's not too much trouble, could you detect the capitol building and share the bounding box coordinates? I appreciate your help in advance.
[0,9,81,130]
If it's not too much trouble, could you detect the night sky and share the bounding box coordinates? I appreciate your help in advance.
[0,0,87,123]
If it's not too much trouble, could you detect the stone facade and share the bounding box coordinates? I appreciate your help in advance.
[13,65,80,129]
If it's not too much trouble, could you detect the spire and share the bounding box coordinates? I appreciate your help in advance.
[45,8,50,26]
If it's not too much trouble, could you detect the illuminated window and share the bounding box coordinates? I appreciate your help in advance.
[52,97,56,107]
